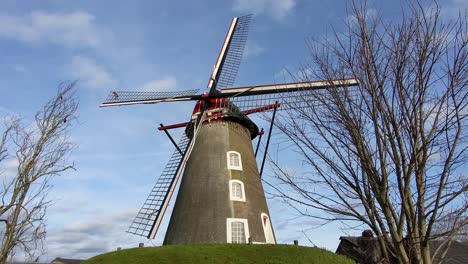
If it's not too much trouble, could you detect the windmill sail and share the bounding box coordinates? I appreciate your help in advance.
[127,133,191,238]
[220,79,358,96]
[224,79,359,111]
[127,111,208,239]
[208,15,252,92]
[100,89,200,107]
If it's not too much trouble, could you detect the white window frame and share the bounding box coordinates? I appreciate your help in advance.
[229,180,246,202]
[227,151,243,171]
[226,218,249,244]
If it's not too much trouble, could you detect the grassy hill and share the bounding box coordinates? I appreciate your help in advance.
[83,244,354,264]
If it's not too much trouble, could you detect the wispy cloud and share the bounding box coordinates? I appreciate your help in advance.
[2,158,18,171]
[10,64,28,73]
[0,11,101,48]
[274,68,293,82]
[0,158,19,183]
[45,209,144,260]
[67,55,117,89]
[233,0,296,21]
[273,67,314,83]
[244,42,265,58]
[346,8,378,27]
[440,0,468,19]
[137,77,177,91]
[0,106,17,117]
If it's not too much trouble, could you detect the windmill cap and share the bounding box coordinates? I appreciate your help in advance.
[191,98,259,139]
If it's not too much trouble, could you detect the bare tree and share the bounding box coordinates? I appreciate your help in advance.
[0,83,77,263]
[268,1,467,263]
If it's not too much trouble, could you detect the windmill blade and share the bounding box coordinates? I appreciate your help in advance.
[221,78,359,97]
[208,15,252,92]
[100,89,201,107]
[222,78,359,111]
[127,133,191,238]
[127,111,207,239]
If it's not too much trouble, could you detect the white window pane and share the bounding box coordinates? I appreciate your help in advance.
[230,153,239,166]
[231,182,242,199]
[231,183,237,197]
[231,221,246,243]
[236,183,242,198]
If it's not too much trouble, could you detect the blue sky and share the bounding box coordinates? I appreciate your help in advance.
[0,0,465,261]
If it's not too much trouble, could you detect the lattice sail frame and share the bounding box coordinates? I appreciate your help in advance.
[127,112,207,239]
[101,89,200,107]
[127,134,191,237]
[223,79,359,111]
[101,79,359,110]
[209,14,252,90]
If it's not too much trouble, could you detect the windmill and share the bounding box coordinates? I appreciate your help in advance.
[101,15,358,245]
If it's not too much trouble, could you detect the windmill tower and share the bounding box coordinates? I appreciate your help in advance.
[101,15,358,244]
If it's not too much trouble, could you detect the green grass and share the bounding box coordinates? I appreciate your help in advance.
[83,244,354,264]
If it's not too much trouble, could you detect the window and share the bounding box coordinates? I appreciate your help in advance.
[261,213,276,244]
[231,221,246,243]
[230,153,240,167]
[227,151,242,170]
[226,218,249,243]
[232,182,242,198]
[229,180,246,202]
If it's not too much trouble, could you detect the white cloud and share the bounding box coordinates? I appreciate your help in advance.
[0,106,17,117]
[233,0,295,20]
[3,158,18,170]
[440,0,468,19]
[10,64,28,73]
[0,11,100,48]
[137,77,177,91]
[244,42,265,58]
[274,67,314,83]
[45,209,145,261]
[67,55,117,89]
[0,158,18,183]
[274,68,294,82]
[346,8,377,27]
